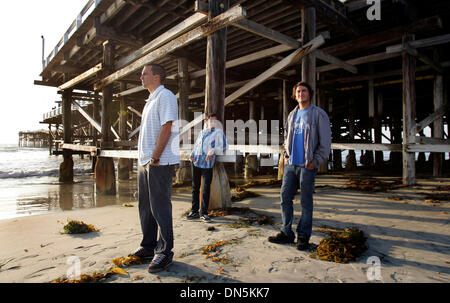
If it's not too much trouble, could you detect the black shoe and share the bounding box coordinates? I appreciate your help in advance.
[186,211,200,220]
[148,253,172,273]
[296,235,310,251]
[268,232,295,244]
[128,247,154,260]
[200,214,211,222]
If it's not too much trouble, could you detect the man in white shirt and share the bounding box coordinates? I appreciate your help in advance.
[130,63,180,273]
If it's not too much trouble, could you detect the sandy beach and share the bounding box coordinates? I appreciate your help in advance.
[0,173,449,284]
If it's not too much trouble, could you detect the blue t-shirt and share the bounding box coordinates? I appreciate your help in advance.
[289,108,309,166]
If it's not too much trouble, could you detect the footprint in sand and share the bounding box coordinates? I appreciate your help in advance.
[24,266,56,279]
[18,254,39,261]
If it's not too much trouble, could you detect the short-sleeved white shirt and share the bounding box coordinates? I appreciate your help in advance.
[138,85,180,166]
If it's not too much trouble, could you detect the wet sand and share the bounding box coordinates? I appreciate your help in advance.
[0,174,449,283]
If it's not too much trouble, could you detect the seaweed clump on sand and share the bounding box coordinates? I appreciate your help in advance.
[310,227,367,263]
[51,256,143,283]
[61,219,99,234]
[208,207,274,227]
[344,178,403,192]
[231,186,260,202]
[232,179,282,189]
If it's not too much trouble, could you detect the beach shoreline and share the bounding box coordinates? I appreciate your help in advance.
[0,174,449,283]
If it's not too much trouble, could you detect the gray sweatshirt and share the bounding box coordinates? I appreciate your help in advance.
[283,104,332,167]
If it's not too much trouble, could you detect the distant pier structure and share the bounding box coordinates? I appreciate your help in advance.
[34,0,449,202]
[18,131,50,148]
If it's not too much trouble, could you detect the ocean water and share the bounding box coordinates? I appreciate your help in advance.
[0,145,92,181]
[0,145,136,221]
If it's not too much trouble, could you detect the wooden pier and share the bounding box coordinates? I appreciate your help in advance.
[18,131,51,149]
[34,0,450,204]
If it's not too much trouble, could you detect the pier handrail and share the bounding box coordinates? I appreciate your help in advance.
[42,0,100,70]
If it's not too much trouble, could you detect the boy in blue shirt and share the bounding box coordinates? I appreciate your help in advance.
[187,113,227,222]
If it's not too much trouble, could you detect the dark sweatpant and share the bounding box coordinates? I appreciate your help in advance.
[191,164,213,216]
[138,164,174,259]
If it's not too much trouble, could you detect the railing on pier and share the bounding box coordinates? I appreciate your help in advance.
[42,0,100,70]
[43,100,92,120]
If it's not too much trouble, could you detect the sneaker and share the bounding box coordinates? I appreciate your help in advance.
[148,253,172,273]
[296,235,310,251]
[267,232,295,244]
[128,247,154,260]
[200,214,211,222]
[186,211,200,220]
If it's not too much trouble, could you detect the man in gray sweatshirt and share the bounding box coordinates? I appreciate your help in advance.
[268,82,331,250]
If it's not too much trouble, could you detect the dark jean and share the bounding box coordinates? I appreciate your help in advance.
[138,164,174,259]
[191,164,213,216]
[280,164,317,241]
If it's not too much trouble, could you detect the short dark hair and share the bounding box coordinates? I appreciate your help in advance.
[206,113,218,119]
[292,82,314,100]
[147,63,166,83]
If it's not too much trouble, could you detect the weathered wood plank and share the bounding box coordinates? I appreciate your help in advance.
[415,136,450,145]
[231,18,300,48]
[317,52,399,73]
[402,34,416,185]
[61,143,97,154]
[128,126,140,140]
[127,106,142,117]
[95,5,247,90]
[331,143,402,152]
[386,33,450,53]
[415,104,448,133]
[225,34,325,105]
[114,12,208,70]
[73,100,102,133]
[58,63,102,91]
[315,49,357,74]
[407,144,450,153]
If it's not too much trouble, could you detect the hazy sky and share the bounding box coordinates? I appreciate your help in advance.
[0,1,88,144]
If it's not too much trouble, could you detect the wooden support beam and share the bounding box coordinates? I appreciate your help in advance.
[282,0,357,36]
[402,34,416,185]
[404,43,443,74]
[205,0,228,123]
[415,137,450,145]
[179,112,204,139]
[415,104,448,133]
[128,126,140,139]
[231,18,300,48]
[407,144,450,153]
[315,49,357,74]
[195,0,208,14]
[202,0,232,212]
[432,72,444,176]
[324,16,442,58]
[317,52,399,73]
[61,143,97,155]
[115,86,145,98]
[95,18,143,48]
[34,80,60,87]
[127,106,142,117]
[225,34,325,106]
[331,143,402,152]
[43,0,126,77]
[73,100,102,133]
[386,33,450,53]
[101,41,114,147]
[302,6,316,97]
[190,42,298,79]
[95,5,246,90]
[114,12,208,70]
[58,63,102,91]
